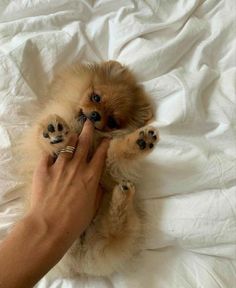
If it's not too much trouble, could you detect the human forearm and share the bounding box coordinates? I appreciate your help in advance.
[0,124,109,287]
[0,213,68,288]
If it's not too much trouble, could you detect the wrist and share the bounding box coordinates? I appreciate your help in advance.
[23,213,59,260]
[23,212,54,245]
[24,210,76,256]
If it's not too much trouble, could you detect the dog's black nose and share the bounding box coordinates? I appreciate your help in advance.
[90,111,101,122]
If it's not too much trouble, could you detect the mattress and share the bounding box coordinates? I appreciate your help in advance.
[0,0,235,287]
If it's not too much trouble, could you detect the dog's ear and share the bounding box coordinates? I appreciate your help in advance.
[103,60,127,78]
[130,87,154,127]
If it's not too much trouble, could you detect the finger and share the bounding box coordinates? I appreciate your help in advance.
[73,120,94,163]
[33,152,53,177]
[88,138,110,181]
[55,134,78,166]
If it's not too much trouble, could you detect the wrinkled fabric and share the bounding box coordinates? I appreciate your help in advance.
[0,0,235,287]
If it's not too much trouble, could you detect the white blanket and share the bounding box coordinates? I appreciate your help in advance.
[0,0,235,287]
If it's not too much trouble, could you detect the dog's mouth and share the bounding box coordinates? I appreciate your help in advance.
[78,109,103,131]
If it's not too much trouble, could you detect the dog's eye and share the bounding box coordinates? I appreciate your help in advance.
[107,116,118,129]
[91,93,101,103]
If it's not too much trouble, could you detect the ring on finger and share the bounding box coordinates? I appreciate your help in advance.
[58,145,76,155]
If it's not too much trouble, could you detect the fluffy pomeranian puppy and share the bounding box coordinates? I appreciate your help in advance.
[20,60,159,276]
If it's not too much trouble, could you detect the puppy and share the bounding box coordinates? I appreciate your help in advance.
[20,60,159,276]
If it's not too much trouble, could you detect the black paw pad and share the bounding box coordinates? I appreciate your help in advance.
[48,124,55,133]
[148,130,157,141]
[122,185,129,190]
[148,130,154,136]
[136,139,147,150]
[43,132,49,138]
[58,123,63,131]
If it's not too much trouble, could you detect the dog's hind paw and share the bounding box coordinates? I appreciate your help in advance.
[112,181,135,206]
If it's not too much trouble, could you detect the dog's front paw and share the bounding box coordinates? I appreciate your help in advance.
[39,115,70,150]
[136,126,159,151]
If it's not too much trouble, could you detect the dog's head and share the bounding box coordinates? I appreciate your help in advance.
[52,61,153,132]
[78,61,153,131]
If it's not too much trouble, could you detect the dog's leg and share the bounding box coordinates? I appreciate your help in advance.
[74,181,141,276]
[108,125,159,162]
[107,181,137,234]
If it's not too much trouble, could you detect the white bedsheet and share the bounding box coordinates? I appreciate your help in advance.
[0,0,235,287]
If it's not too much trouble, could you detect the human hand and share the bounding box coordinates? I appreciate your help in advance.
[28,120,110,250]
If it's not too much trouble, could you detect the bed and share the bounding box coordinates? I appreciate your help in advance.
[0,0,235,287]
